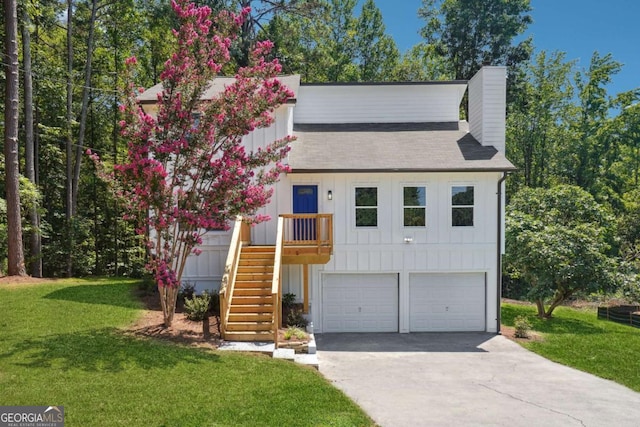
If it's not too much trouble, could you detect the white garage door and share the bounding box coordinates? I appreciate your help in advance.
[323,273,398,333]
[409,273,485,332]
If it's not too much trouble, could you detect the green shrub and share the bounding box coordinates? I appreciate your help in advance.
[286,309,308,328]
[178,282,196,302]
[137,273,157,295]
[514,315,532,338]
[283,326,307,340]
[616,243,640,304]
[184,291,211,321]
[282,293,296,308]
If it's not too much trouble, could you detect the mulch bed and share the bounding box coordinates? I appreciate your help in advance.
[129,291,309,349]
[126,291,224,350]
[500,325,544,343]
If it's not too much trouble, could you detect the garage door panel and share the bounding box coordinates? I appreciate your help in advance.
[323,274,398,333]
[448,319,468,330]
[342,289,360,301]
[409,273,485,332]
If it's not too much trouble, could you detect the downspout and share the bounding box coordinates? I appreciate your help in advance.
[496,172,508,335]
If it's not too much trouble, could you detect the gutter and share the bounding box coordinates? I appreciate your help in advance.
[289,167,517,174]
[496,172,508,335]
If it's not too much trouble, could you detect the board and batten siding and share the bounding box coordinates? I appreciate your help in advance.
[184,169,502,333]
[284,171,502,333]
[468,66,506,153]
[240,105,292,152]
[181,105,293,292]
[294,84,467,124]
[181,232,232,291]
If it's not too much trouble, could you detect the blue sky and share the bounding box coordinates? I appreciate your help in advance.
[368,0,639,97]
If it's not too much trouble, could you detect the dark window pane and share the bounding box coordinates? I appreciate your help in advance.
[356,187,377,206]
[452,207,474,226]
[452,186,474,206]
[404,187,426,206]
[356,208,377,227]
[297,187,314,195]
[404,207,426,227]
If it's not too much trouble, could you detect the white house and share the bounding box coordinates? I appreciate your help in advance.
[141,66,515,339]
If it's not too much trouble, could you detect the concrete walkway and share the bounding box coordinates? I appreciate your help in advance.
[316,333,640,427]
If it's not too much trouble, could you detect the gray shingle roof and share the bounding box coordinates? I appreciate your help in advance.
[289,122,516,173]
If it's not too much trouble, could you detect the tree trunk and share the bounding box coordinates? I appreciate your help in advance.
[21,5,43,277]
[203,316,210,339]
[545,291,572,318]
[535,299,546,318]
[65,0,74,277]
[111,12,120,276]
[71,0,99,217]
[34,19,41,187]
[159,285,179,327]
[3,0,26,277]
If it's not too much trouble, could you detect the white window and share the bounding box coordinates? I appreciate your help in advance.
[403,186,426,227]
[355,187,377,227]
[452,186,474,227]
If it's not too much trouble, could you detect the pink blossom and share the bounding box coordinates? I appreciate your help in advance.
[96,0,295,326]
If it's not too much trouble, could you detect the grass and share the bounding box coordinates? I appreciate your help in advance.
[0,277,373,426]
[502,302,640,392]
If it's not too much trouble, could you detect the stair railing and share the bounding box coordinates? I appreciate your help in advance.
[220,216,245,339]
[280,213,333,253]
[271,216,285,348]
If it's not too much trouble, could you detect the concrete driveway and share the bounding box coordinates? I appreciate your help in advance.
[316,333,640,427]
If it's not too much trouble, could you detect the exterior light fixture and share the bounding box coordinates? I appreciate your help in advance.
[327,190,333,200]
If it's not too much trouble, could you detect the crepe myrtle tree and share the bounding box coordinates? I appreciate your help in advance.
[504,185,617,318]
[91,0,294,327]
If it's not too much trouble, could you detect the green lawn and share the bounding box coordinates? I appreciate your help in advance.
[502,303,640,392]
[0,278,373,426]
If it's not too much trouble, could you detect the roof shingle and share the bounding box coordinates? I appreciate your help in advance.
[289,122,516,173]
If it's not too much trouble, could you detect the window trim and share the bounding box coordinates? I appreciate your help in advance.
[402,185,427,228]
[451,185,475,227]
[354,186,378,228]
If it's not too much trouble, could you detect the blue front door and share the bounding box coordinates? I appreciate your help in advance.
[293,185,318,241]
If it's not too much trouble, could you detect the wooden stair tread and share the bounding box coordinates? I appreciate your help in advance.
[240,253,276,259]
[226,322,273,331]
[241,246,276,252]
[238,259,273,266]
[229,306,273,313]
[236,266,274,272]
[223,244,279,343]
[233,284,272,288]
[234,281,272,286]
[236,275,273,282]
[233,289,272,297]
[228,313,272,321]
[231,297,273,305]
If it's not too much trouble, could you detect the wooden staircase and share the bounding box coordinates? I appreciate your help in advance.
[225,246,276,341]
[220,215,332,346]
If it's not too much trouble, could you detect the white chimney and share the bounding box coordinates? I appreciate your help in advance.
[468,66,506,153]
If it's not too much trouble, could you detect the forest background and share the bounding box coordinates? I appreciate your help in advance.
[1,0,638,304]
